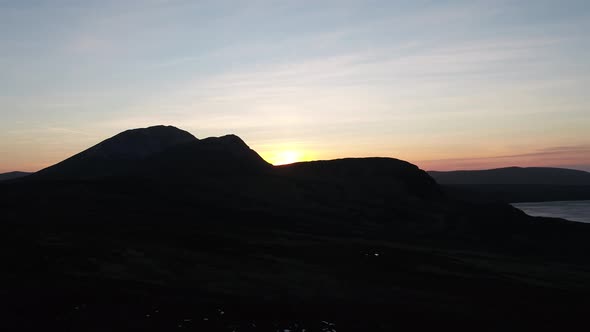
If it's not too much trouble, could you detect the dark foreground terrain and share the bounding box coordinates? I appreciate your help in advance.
[2,126,590,331]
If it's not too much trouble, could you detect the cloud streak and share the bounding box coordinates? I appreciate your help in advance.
[0,1,589,172]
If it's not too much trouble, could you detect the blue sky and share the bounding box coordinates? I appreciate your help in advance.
[1,0,589,171]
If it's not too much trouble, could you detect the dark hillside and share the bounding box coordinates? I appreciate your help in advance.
[0,171,31,181]
[2,127,590,330]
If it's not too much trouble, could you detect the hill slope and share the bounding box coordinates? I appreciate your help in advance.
[0,171,31,182]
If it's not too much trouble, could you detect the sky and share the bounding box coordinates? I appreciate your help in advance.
[1,0,589,172]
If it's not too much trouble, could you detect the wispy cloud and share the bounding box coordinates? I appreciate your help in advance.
[117,32,571,128]
[1,1,589,172]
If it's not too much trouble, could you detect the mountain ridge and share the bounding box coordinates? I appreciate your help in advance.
[23,126,437,187]
[429,167,590,202]
[0,171,31,182]
[429,166,590,185]
[26,126,277,181]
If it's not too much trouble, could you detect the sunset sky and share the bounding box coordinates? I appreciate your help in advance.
[1,0,589,173]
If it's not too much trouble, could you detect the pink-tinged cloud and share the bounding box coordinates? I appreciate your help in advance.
[416,145,590,171]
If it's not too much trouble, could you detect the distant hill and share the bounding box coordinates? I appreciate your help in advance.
[429,167,590,202]
[278,157,441,199]
[0,171,31,182]
[428,167,590,185]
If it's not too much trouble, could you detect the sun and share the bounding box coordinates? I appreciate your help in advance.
[269,150,302,166]
[259,145,317,166]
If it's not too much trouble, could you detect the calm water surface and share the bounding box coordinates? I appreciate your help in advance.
[512,200,590,223]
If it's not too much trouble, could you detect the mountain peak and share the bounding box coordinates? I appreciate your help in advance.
[199,134,248,148]
[31,125,198,180]
[29,126,271,181]
[84,125,198,160]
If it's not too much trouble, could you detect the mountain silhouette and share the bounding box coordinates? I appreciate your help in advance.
[429,167,590,185]
[279,157,441,199]
[21,126,439,211]
[28,125,270,181]
[0,171,31,182]
[137,134,272,179]
[12,125,542,236]
[3,126,590,330]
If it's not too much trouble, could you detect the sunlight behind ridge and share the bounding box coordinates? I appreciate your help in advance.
[265,150,304,166]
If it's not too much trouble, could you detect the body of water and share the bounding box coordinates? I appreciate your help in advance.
[512,200,590,223]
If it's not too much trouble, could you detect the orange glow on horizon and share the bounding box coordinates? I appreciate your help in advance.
[264,150,303,165]
[413,149,590,172]
[259,148,320,166]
